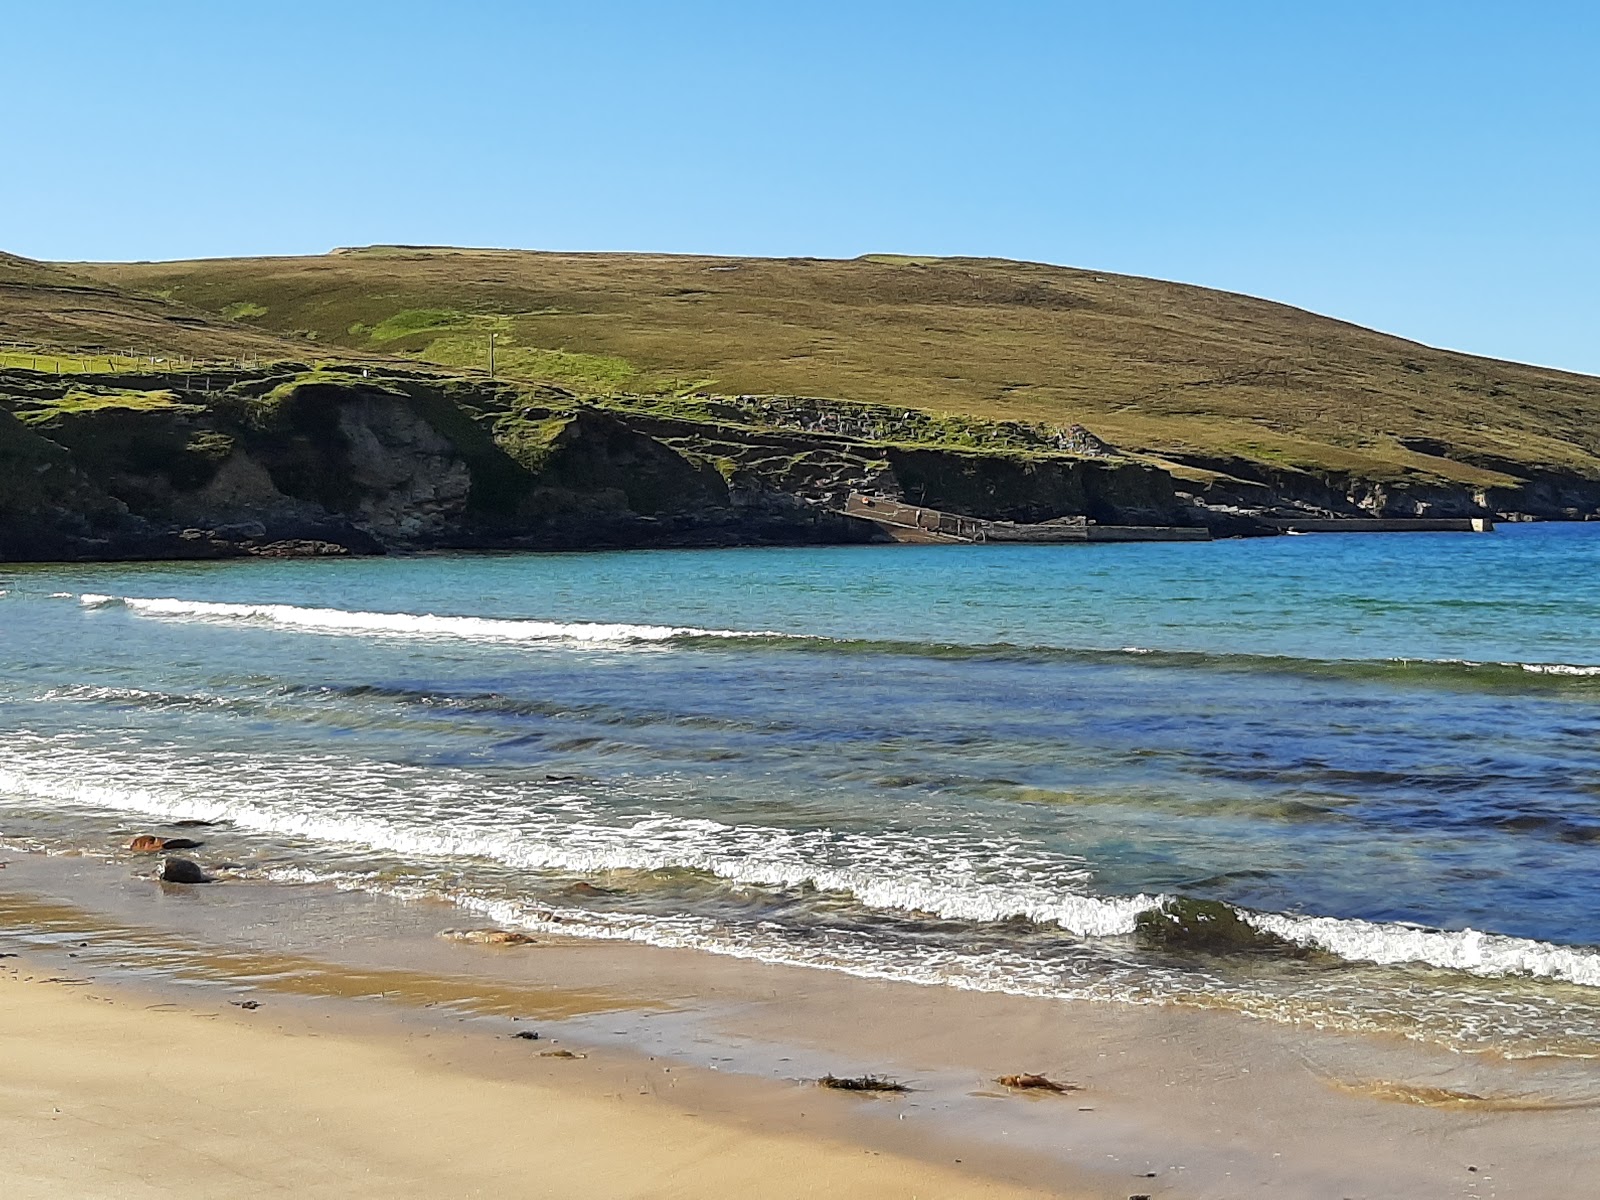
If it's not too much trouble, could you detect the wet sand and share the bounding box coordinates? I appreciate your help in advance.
[2,850,1597,1198]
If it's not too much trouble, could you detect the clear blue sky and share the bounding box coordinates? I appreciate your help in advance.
[4,2,1596,374]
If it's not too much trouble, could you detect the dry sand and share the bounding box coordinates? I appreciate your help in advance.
[0,965,1060,1200]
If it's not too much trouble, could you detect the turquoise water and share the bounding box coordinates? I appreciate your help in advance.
[3,525,1600,1053]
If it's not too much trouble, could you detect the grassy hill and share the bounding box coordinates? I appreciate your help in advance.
[74,246,1600,493]
[0,251,306,368]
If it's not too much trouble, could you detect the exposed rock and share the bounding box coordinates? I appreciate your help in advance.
[247,539,352,557]
[3,364,1596,562]
[337,392,472,540]
[563,881,622,898]
[1134,897,1302,956]
[159,857,210,884]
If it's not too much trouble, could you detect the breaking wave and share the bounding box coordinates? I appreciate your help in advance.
[2,745,1598,989]
[65,592,1600,688]
[77,593,783,646]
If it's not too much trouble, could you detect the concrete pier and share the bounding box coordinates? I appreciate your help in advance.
[841,494,1212,544]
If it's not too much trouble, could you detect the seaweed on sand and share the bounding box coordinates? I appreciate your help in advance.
[996,1073,1080,1093]
[818,1074,911,1093]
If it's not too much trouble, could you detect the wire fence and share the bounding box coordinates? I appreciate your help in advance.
[0,342,408,381]
[0,343,279,375]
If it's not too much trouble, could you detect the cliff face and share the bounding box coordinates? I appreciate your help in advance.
[1,364,1596,563]
[1167,448,1600,526]
[0,368,881,560]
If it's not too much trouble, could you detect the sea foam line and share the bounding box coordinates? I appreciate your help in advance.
[76,593,782,646]
[0,753,1132,937]
[71,593,1600,676]
[2,747,1599,989]
[1253,913,1600,989]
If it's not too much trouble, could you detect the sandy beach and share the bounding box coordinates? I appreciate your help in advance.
[0,960,1060,1200]
[2,851,1597,1198]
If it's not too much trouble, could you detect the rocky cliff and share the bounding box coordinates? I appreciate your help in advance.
[1,364,1595,562]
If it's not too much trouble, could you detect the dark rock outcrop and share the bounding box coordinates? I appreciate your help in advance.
[159,857,210,884]
[1134,898,1303,956]
[3,363,1596,562]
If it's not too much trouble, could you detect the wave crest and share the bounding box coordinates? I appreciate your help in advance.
[79,593,782,646]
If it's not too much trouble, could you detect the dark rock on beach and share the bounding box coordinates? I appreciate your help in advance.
[159,857,210,884]
[1134,897,1303,956]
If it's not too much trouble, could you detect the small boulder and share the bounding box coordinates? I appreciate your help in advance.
[563,881,621,898]
[1134,897,1301,956]
[160,857,210,884]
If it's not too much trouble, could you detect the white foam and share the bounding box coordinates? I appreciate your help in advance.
[1251,912,1600,988]
[1393,654,1600,677]
[77,593,782,646]
[4,742,1599,990]
[0,744,1136,939]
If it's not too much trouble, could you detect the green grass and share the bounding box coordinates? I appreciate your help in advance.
[0,352,136,373]
[222,301,268,320]
[494,410,575,473]
[13,244,1596,491]
[0,253,307,365]
[12,389,198,421]
[367,308,472,344]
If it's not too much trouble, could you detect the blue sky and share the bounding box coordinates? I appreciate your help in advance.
[3,2,1596,374]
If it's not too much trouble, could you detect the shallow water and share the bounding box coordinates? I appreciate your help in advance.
[4,525,1600,1053]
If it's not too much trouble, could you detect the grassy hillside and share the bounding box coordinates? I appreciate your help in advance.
[0,251,307,366]
[76,246,1600,491]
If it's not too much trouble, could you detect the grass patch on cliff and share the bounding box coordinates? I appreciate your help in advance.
[13,388,199,421]
[493,410,574,473]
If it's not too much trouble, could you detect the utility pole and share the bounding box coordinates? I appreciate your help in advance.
[489,332,496,380]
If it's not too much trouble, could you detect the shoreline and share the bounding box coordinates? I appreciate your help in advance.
[3,850,1597,1197]
[6,511,1596,568]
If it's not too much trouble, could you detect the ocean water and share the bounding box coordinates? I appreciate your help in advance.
[3,525,1600,1055]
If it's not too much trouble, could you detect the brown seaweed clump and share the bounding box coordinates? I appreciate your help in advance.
[818,1074,910,1093]
[130,835,203,852]
[997,1073,1080,1093]
[437,928,538,946]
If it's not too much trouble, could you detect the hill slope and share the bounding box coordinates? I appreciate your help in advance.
[2,246,1596,564]
[0,251,306,364]
[80,247,1600,493]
